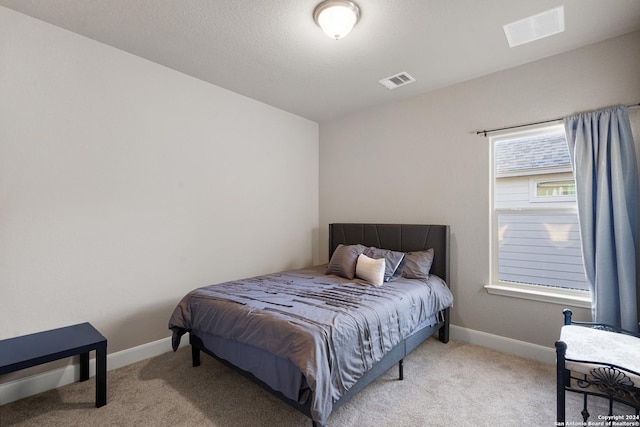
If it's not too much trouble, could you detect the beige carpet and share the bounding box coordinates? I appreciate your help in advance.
[0,338,620,426]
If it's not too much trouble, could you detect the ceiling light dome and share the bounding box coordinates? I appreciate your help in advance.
[313,0,360,40]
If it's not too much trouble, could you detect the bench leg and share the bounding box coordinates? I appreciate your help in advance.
[79,352,90,381]
[556,341,567,424]
[96,345,107,407]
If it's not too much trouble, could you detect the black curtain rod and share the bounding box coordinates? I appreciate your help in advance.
[476,103,640,137]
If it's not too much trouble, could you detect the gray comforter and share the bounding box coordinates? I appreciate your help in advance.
[168,264,453,425]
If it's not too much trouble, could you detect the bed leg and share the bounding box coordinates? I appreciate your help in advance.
[191,345,201,367]
[438,308,450,343]
[399,359,404,380]
[311,421,324,427]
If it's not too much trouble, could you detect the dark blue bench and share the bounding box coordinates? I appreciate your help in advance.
[0,322,107,407]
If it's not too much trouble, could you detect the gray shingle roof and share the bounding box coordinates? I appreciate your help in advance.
[495,132,571,175]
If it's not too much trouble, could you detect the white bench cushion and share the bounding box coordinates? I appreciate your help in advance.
[560,325,640,385]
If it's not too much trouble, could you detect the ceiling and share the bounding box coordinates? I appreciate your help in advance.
[2,0,640,123]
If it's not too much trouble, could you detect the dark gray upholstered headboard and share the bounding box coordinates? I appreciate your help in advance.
[328,223,450,285]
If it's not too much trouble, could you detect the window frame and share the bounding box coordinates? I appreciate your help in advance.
[485,123,590,308]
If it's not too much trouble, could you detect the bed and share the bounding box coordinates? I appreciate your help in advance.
[168,223,453,426]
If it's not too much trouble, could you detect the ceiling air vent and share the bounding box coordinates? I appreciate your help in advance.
[503,6,565,48]
[379,72,416,90]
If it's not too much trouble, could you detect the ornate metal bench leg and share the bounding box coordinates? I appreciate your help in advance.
[556,341,567,424]
[581,393,589,422]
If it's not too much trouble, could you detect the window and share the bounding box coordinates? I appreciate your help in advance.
[486,124,590,307]
[530,178,576,202]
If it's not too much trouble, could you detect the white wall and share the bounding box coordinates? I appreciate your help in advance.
[0,6,319,382]
[2,5,639,392]
[319,30,640,348]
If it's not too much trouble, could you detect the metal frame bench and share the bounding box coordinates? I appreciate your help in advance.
[555,309,640,424]
[0,322,107,407]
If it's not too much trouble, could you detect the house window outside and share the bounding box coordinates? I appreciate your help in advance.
[489,124,590,302]
[530,178,576,202]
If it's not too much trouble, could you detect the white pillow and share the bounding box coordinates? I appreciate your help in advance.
[355,253,385,286]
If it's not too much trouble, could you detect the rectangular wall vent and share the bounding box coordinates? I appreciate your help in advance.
[504,6,565,48]
[379,72,416,90]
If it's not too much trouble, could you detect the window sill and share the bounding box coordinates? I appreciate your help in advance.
[484,283,591,308]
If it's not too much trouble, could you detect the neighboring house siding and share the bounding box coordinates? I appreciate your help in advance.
[494,179,529,208]
[498,213,588,290]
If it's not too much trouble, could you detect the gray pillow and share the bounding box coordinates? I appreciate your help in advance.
[363,247,406,282]
[401,248,434,280]
[326,244,366,280]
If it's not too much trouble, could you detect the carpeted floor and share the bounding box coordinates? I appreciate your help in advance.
[0,338,623,426]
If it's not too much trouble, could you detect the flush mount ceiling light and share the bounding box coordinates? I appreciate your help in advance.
[313,0,360,40]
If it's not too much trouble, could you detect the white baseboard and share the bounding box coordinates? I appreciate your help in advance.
[450,325,556,364]
[1,327,555,406]
[0,336,186,406]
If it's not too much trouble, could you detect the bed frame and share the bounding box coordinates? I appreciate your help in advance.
[189,223,451,426]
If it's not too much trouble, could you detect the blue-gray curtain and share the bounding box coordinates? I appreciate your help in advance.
[564,106,639,332]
